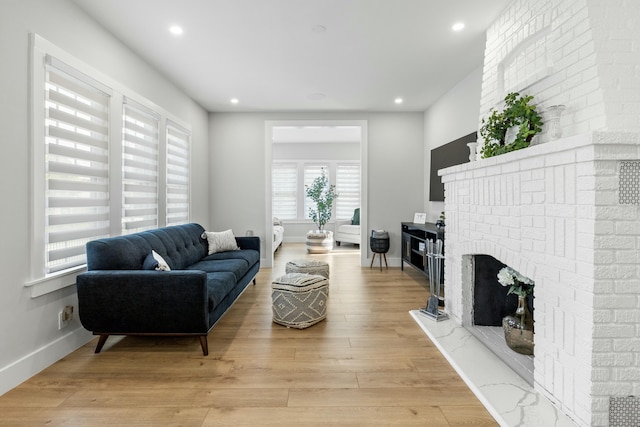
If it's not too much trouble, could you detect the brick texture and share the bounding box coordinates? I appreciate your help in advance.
[443,0,640,425]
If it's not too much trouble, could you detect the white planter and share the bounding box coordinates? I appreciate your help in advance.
[306,230,334,253]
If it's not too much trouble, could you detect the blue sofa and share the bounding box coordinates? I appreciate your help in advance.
[76,223,260,355]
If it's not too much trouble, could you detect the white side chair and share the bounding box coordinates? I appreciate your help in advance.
[335,208,360,246]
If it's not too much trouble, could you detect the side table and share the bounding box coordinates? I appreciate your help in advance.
[370,230,390,271]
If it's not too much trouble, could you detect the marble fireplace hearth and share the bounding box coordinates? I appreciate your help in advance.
[410,310,576,426]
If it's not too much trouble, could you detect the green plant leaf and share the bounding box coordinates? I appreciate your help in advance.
[479,92,544,159]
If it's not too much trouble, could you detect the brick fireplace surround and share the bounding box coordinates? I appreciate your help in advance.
[440,131,640,426]
[430,1,640,426]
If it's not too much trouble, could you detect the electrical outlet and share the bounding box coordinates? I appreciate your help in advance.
[58,305,73,330]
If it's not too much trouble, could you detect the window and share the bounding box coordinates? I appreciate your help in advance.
[165,121,190,226]
[122,99,160,234]
[271,161,360,222]
[28,35,191,296]
[44,57,111,274]
[335,163,360,220]
[272,163,297,220]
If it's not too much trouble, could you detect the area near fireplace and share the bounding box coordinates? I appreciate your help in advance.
[429,0,640,425]
[439,131,640,426]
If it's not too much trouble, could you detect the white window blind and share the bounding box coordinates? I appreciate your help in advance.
[272,163,297,220]
[303,164,330,221]
[122,99,160,234]
[44,59,110,274]
[336,163,360,220]
[166,121,190,225]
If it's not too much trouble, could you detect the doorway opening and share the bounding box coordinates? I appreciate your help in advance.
[264,120,368,268]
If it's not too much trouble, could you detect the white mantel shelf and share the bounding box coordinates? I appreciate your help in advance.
[439,131,640,181]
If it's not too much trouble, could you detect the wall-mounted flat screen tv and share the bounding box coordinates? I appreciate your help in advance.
[429,131,477,202]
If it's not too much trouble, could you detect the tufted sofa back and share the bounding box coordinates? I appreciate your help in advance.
[85,223,208,271]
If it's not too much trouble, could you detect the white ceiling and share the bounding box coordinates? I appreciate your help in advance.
[71,0,511,113]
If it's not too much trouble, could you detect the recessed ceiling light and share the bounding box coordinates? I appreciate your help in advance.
[394,98,403,104]
[230,98,239,104]
[169,25,183,35]
[312,25,326,34]
[452,22,465,32]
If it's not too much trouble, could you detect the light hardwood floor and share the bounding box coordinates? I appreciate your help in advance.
[0,243,497,426]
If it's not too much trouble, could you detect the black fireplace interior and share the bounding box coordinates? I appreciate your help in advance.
[473,255,534,326]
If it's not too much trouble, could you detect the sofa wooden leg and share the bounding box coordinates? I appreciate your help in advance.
[95,334,109,353]
[199,335,209,356]
[253,278,257,285]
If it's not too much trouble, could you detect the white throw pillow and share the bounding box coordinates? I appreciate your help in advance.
[202,229,240,255]
[152,250,171,271]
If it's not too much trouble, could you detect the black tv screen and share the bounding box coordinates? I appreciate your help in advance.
[429,132,477,202]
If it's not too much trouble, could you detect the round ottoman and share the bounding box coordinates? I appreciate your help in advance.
[285,259,330,279]
[271,273,329,329]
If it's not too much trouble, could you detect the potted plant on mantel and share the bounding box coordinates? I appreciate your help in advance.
[479,92,543,159]
[305,168,338,253]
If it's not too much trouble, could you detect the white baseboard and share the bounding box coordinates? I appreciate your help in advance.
[0,327,94,396]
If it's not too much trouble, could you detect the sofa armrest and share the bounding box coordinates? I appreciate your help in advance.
[76,270,209,334]
[235,236,260,254]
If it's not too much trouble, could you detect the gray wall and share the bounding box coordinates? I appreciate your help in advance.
[0,0,209,394]
[208,112,425,266]
[424,66,483,222]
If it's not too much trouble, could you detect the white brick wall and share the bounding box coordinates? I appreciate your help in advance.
[440,131,640,426]
[479,0,640,151]
[446,1,640,424]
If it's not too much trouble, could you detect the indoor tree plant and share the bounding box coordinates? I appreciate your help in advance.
[479,92,543,159]
[304,168,338,253]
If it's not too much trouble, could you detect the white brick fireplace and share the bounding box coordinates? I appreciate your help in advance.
[436,1,640,426]
[441,131,640,426]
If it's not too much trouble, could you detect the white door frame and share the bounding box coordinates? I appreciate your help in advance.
[264,119,368,268]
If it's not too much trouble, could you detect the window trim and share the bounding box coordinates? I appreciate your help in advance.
[27,34,191,297]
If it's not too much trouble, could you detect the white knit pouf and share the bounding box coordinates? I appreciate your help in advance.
[271,273,329,329]
[285,259,330,279]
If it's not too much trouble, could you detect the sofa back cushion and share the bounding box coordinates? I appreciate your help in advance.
[86,223,208,271]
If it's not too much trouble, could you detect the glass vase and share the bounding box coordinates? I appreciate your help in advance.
[502,295,534,355]
[547,105,566,140]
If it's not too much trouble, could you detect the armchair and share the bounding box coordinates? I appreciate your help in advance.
[335,208,360,246]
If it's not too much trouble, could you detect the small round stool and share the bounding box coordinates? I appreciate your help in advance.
[285,258,330,279]
[370,230,390,271]
[271,273,329,329]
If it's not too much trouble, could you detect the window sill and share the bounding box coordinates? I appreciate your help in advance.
[24,266,86,298]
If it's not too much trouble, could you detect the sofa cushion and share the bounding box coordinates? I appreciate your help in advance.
[206,272,237,311]
[188,258,249,282]
[337,224,360,236]
[142,250,171,271]
[202,229,240,254]
[202,249,260,266]
[351,208,360,225]
[85,223,207,271]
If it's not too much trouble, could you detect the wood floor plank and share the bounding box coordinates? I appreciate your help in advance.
[287,386,479,407]
[1,407,209,427]
[60,388,289,408]
[201,406,451,426]
[0,243,496,426]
